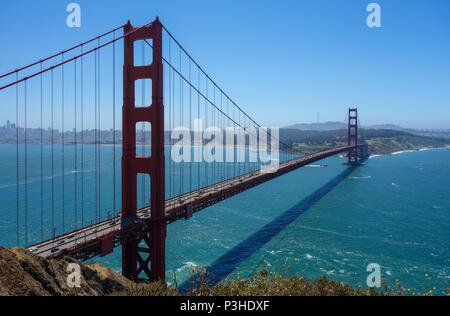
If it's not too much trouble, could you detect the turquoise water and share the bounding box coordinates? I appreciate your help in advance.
[0,144,449,294]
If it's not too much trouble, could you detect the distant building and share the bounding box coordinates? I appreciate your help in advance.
[6,120,10,129]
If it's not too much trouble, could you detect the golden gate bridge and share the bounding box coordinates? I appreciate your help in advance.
[0,17,368,282]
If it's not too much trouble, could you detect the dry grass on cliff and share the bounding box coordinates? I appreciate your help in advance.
[114,267,383,297]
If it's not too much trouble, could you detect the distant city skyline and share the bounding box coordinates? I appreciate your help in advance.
[2,118,449,134]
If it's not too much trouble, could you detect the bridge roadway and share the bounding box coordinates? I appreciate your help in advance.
[29,145,356,261]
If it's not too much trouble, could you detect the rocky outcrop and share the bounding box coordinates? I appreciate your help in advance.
[0,247,134,296]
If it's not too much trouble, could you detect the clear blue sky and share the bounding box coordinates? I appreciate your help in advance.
[0,0,449,129]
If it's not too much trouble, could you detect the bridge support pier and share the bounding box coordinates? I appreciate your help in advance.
[122,17,166,282]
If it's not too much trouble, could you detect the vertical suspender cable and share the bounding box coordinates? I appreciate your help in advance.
[247,116,249,171]
[205,76,208,187]
[16,73,19,246]
[81,46,84,226]
[219,94,222,180]
[112,33,116,216]
[249,117,251,173]
[74,58,78,230]
[221,93,224,182]
[227,98,229,180]
[234,107,236,177]
[197,69,200,192]
[178,48,184,195]
[40,64,44,240]
[237,110,240,176]
[98,39,101,221]
[61,54,65,234]
[213,86,216,185]
[142,41,145,207]
[172,55,174,199]
[243,115,246,175]
[226,98,228,180]
[168,40,172,198]
[172,46,175,197]
[94,48,98,223]
[24,80,28,246]
[219,92,221,181]
[168,55,171,198]
[189,59,192,193]
[51,69,55,237]
[238,110,241,176]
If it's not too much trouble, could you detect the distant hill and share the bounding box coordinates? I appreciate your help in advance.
[279,128,450,155]
[284,122,450,139]
[284,122,346,131]
[280,128,410,146]
[368,124,404,131]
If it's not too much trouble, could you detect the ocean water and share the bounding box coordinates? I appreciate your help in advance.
[0,144,449,294]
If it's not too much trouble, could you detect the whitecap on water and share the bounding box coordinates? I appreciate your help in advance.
[176,261,198,273]
[349,176,372,180]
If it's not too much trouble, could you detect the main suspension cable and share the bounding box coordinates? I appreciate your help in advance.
[0,21,154,91]
[0,24,126,80]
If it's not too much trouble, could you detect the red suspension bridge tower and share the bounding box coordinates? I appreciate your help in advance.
[347,108,359,165]
[122,18,166,281]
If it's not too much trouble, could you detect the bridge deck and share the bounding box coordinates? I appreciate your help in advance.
[29,145,356,261]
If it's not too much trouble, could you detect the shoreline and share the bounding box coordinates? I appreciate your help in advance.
[369,145,450,159]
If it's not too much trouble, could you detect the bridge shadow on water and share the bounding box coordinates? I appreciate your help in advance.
[179,164,358,291]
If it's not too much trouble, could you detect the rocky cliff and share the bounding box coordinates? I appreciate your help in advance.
[0,247,134,296]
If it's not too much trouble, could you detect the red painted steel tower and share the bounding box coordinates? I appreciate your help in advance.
[348,108,359,165]
[122,18,166,281]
